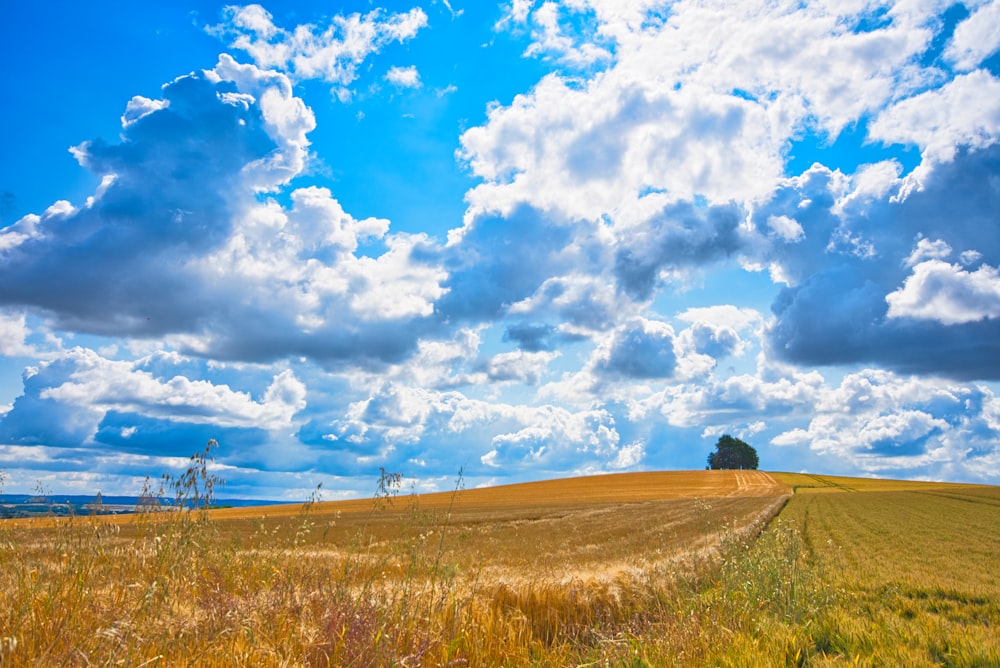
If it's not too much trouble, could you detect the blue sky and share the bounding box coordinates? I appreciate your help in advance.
[2,1,1000,499]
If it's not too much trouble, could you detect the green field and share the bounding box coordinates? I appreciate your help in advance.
[766,473,1000,666]
[1,466,997,666]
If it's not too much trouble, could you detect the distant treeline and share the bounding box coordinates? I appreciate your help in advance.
[0,495,289,519]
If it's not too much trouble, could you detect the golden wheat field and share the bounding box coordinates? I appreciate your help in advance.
[1,463,998,666]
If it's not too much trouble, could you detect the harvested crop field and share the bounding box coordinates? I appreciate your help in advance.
[190,469,792,586]
[1,469,790,665]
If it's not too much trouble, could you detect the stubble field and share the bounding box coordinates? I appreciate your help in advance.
[1,465,998,666]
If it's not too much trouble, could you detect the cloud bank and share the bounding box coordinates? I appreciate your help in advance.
[1,0,999,497]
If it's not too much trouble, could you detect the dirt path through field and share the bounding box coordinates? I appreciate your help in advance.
[729,470,789,496]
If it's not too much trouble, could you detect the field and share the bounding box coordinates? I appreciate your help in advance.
[770,473,1000,665]
[1,463,998,666]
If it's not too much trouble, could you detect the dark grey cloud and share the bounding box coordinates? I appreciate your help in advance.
[436,204,575,321]
[503,323,557,351]
[596,319,677,379]
[614,200,748,299]
[193,315,437,369]
[687,321,742,358]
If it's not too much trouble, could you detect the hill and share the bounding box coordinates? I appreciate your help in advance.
[208,468,789,519]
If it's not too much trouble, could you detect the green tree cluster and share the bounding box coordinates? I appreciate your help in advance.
[707,434,759,470]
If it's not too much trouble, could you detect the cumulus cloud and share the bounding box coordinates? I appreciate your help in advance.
[480,349,560,385]
[503,323,559,352]
[315,380,630,475]
[671,306,761,373]
[680,322,745,360]
[766,215,805,243]
[763,145,1000,379]
[539,313,759,407]
[459,75,781,221]
[0,58,309,333]
[886,257,1000,325]
[508,274,630,333]
[437,204,581,322]
[513,1,614,67]
[770,369,1000,481]
[0,57,455,369]
[468,0,958,229]
[609,440,645,469]
[0,347,306,461]
[594,318,677,380]
[654,363,825,431]
[480,405,620,471]
[40,348,305,429]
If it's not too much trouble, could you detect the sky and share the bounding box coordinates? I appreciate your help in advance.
[1,0,1000,500]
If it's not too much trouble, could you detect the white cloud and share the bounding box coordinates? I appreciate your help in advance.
[385,65,421,88]
[37,348,306,430]
[519,2,614,66]
[508,272,633,333]
[465,0,966,276]
[0,312,36,357]
[481,349,560,385]
[460,73,782,220]
[770,369,999,479]
[503,0,535,25]
[210,5,428,97]
[677,321,748,361]
[209,54,316,188]
[904,237,953,266]
[656,364,825,430]
[347,235,449,321]
[383,328,483,389]
[481,405,619,469]
[945,1,1000,71]
[121,95,168,127]
[857,410,948,447]
[767,215,805,243]
[677,305,763,331]
[674,318,752,378]
[541,313,767,408]
[760,146,1000,379]
[886,258,1000,325]
[322,380,625,473]
[869,69,1000,163]
[610,440,645,468]
[0,58,452,368]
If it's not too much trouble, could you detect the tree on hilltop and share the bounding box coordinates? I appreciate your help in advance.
[707,434,759,470]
